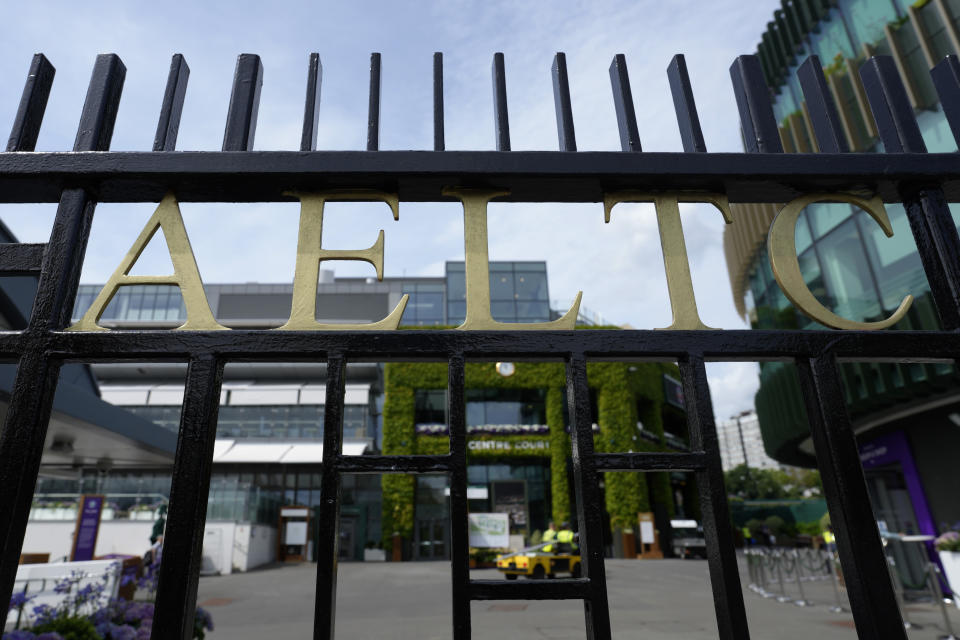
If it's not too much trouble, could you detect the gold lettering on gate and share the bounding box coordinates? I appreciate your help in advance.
[768,193,913,330]
[443,188,582,330]
[604,192,732,330]
[277,192,409,331]
[68,193,225,332]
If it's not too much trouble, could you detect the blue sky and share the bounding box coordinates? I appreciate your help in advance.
[0,0,786,420]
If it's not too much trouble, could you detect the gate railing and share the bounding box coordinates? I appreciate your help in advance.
[0,48,958,640]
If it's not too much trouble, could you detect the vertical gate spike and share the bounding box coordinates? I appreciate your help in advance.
[7,53,55,152]
[492,52,511,151]
[75,54,126,152]
[367,53,381,151]
[552,52,577,151]
[667,54,707,152]
[859,55,925,153]
[797,55,849,153]
[222,54,264,152]
[434,52,445,151]
[930,55,960,149]
[153,54,190,152]
[729,54,782,153]
[301,53,322,152]
[609,54,641,152]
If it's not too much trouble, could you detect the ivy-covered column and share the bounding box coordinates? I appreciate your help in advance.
[546,386,570,524]
[637,398,675,518]
[595,365,646,529]
[381,382,416,552]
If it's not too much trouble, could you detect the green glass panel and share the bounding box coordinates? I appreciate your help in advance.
[816,218,882,321]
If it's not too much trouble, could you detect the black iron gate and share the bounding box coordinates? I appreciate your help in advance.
[0,47,959,640]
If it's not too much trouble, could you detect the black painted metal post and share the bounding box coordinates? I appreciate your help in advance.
[153,54,189,152]
[367,53,382,151]
[931,55,960,147]
[551,52,577,152]
[608,54,641,152]
[492,53,511,151]
[7,53,55,152]
[434,52,445,151]
[314,354,346,640]
[667,54,707,153]
[151,355,225,640]
[0,54,125,614]
[679,355,751,640]
[795,355,906,639]
[566,354,611,640]
[730,55,783,153]
[301,53,322,152]
[447,354,471,640]
[222,54,263,152]
[797,55,849,153]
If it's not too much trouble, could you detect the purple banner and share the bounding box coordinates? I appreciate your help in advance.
[71,495,103,561]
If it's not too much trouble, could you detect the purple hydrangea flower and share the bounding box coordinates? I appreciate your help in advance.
[7,591,34,611]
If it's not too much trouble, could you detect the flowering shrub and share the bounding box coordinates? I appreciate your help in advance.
[936,526,960,552]
[3,556,213,640]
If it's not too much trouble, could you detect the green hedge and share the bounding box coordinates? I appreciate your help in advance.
[381,339,683,547]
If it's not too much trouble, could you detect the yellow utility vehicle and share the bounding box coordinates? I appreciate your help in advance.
[495,542,582,580]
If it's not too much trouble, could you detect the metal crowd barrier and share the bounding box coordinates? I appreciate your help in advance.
[745,547,959,638]
[744,547,845,612]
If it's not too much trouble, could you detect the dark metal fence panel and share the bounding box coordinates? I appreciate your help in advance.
[0,47,956,640]
[0,53,125,616]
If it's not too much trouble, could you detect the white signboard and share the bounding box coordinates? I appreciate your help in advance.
[285,521,308,545]
[640,521,655,544]
[468,513,510,548]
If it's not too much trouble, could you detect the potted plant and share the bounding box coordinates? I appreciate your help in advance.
[935,525,960,608]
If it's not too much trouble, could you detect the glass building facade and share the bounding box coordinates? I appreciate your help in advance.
[728,0,960,593]
[445,261,551,325]
[51,260,576,562]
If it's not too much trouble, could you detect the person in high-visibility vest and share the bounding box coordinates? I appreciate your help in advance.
[742,526,753,546]
[556,522,577,553]
[823,525,836,553]
[542,521,558,552]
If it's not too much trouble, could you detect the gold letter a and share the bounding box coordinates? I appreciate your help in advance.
[68,193,225,332]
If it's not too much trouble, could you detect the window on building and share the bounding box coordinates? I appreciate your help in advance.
[815,218,882,321]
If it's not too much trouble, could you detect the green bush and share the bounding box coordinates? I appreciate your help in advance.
[795,521,822,537]
[32,616,100,640]
[763,515,786,534]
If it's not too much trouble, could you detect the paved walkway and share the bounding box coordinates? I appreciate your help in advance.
[196,557,960,639]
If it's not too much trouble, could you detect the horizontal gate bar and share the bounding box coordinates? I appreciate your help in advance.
[594,451,707,471]
[26,328,960,361]
[469,578,590,601]
[0,243,45,274]
[0,151,957,203]
[336,454,452,473]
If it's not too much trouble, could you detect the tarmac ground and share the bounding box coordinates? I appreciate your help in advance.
[196,555,960,639]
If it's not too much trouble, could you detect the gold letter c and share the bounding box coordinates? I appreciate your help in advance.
[767,193,912,330]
